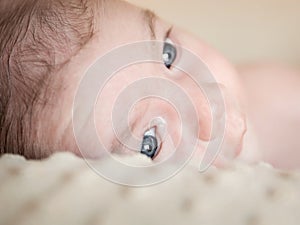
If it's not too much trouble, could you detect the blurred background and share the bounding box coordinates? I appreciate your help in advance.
[127,0,300,67]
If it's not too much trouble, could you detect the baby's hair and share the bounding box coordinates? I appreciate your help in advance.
[0,0,98,158]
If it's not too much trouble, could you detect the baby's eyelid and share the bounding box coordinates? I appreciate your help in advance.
[165,37,174,45]
[153,126,164,158]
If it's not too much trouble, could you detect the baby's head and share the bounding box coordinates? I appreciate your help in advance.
[0,0,246,163]
[0,0,97,158]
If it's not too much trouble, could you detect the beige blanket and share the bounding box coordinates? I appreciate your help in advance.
[0,153,299,225]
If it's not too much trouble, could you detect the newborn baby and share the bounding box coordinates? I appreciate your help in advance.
[0,0,299,170]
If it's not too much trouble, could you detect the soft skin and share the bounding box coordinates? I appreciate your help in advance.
[44,0,299,169]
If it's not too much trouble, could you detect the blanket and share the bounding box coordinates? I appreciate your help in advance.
[0,153,299,225]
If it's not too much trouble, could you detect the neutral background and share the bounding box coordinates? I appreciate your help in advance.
[127,0,300,67]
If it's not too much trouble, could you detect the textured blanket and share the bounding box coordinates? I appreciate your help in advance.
[0,153,299,225]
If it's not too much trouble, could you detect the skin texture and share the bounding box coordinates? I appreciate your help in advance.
[52,0,246,166]
[238,64,300,169]
[33,0,300,169]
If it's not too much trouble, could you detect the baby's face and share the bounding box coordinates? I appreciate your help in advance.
[51,0,246,164]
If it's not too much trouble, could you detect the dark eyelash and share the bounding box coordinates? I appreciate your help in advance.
[165,26,174,40]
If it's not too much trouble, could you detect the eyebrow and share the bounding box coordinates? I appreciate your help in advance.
[143,9,157,40]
